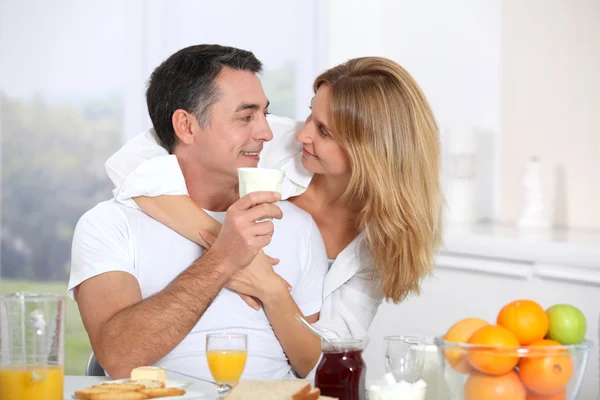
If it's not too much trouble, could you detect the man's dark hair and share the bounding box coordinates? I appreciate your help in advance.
[146,44,263,153]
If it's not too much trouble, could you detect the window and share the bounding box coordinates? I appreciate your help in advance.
[0,0,319,374]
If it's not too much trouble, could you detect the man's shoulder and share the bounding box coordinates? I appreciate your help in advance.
[274,201,319,242]
[277,201,314,226]
[75,199,143,236]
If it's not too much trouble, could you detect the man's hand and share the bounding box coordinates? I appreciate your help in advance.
[205,191,282,273]
[199,230,291,310]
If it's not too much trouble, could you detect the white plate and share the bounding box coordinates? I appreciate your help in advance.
[103,378,194,389]
[67,390,205,399]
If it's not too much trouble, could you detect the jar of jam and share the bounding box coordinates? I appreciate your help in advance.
[314,339,366,400]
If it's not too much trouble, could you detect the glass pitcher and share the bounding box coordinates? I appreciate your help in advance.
[0,293,66,400]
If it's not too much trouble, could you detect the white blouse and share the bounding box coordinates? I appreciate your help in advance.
[105,115,384,347]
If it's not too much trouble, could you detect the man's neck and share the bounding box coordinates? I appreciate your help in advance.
[176,155,238,212]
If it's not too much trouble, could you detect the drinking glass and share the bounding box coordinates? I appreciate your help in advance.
[0,293,66,400]
[206,333,248,398]
[384,335,425,383]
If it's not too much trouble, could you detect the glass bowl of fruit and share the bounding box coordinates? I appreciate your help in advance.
[435,336,592,400]
[434,301,592,400]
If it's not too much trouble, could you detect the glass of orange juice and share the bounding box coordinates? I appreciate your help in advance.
[206,333,248,398]
[0,293,65,400]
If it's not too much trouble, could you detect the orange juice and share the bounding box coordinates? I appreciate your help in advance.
[0,365,63,400]
[206,350,247,383]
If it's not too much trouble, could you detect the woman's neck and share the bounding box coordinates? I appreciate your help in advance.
[298,173,362,258]
[307,173,348,207]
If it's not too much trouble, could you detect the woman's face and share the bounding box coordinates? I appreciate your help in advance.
[296,84,351,177]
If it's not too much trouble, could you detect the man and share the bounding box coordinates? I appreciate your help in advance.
[68,45,327,380]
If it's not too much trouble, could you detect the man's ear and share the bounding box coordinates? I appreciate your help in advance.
[172,109,197,146]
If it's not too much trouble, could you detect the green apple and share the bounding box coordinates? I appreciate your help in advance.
[545,304,587,345]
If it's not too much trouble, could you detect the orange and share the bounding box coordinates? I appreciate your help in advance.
[497,300,549,345]
[443,317,489,373]
[464,371,526,400]
[467,325,520,375]
[526,389,567,400]
[519,339,574,395]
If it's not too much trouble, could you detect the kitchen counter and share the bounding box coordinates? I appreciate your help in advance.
[441,221,600,270]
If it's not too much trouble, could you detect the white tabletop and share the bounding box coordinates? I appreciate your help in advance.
[64,371,216,399]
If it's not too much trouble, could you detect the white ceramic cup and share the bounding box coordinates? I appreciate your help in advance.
[237,168,285,198]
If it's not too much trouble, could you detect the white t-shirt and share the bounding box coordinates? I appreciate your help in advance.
[68,199,328,380]
[105,115,384,356]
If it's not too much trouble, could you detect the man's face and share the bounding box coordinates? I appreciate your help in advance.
[189,67,272,182]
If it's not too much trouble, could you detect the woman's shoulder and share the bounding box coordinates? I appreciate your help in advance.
[105,129,169,187]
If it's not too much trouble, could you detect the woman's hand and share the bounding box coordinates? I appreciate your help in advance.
[199,230,291,310]
[226,252,289,301]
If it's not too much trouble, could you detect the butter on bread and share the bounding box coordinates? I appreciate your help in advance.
[130,366,167,385]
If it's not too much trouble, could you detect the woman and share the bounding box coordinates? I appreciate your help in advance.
[106,56,443,354]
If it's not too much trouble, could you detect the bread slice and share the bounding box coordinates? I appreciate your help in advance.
[129,380,165,389]
[140,387,186,398]
[98,383,145,391]
[75,383,147,399]
[89,392,149,400]
[225,380,312,400]
[74,387,113,399]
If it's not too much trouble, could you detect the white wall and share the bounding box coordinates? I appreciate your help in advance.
[322,0,501,133]
[501,0,600,230]
[322,0,502,221]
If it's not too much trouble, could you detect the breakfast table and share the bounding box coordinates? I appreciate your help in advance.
[63,344,447,400]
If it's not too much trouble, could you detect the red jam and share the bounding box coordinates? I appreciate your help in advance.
[315,341,366,400]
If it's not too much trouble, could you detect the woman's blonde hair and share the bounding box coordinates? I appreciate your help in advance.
[314,57,443,303]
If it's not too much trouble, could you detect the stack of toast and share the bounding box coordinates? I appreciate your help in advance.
[73,380,185,399]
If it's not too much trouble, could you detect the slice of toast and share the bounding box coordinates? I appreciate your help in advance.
[98,383,145,391]
[129,379,166,389]
[140,387,186,398]
[225,380,312,400]
[89,392,149,400]
[74,387,113,399]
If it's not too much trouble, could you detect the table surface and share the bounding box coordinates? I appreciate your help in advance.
[64,372,216,399]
